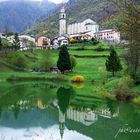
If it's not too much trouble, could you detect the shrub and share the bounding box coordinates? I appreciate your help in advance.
[115,76,135,101]
[38,58,54,72]
[98,67,107,84]
[91,38,99,45]
[70,55,77,70]
[32,50,54,72]
[70,38,76,44]
[98,67,107,78]
[96,44,105,51]
[133,97,140,105]
[71,75,84,83]
[7,52,27,69]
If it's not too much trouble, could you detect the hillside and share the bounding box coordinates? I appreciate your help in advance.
[0,0,58,32]
[23,0,120,38]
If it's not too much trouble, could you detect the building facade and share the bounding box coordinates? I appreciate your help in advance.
[36,36,50,48]
[67,19,99,36]
[94,29,120,44]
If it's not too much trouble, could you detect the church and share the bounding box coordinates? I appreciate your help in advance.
[59,5,99,38]
[59,5,120,44]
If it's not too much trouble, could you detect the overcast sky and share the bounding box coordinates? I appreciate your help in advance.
[0,0,68,4]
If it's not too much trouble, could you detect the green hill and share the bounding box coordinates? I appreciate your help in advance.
[23,0,120,38]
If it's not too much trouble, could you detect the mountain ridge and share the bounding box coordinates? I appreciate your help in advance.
[23,0,119,38]
[0,0,58,32]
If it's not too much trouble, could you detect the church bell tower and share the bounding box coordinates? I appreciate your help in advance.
[59,5,66,36]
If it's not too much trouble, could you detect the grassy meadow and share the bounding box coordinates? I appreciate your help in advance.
[0,42,140,105]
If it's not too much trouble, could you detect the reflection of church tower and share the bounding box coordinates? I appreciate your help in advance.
[59,108,65,139]
[59,5,66,36]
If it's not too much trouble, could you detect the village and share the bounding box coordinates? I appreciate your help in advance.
[0,5,121,51]
[0,0,140,140]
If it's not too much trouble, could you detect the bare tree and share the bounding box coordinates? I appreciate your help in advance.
[113,0,140,78]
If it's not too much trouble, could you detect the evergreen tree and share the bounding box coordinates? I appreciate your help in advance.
[13,33,20,50]
[106,47,122,77]
[57,45,71,74]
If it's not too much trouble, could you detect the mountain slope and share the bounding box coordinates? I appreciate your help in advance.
[24,0,119,38]
[0,0,58,32]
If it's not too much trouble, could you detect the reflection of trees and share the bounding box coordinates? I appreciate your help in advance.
[0,82,57,118]
[57,87,75,114]
[12,103,20,120]
[106,100,118,116]
[118,103,140,127]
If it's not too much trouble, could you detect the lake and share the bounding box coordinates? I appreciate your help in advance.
[0,81,140,140]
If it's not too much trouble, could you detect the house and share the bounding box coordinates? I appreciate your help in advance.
[36,36,50,48]
[57,35,69,46]
[94,29,120,44]
[19,35,35,43]
[19,35,36,50]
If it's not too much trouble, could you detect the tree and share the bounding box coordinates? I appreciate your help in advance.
[57,45,71,74]
[113,0,140,78]
[106,47,122,77]
[91,38,99,45]
[9,52,27,69]
[70,55,77,71]
[27,40,36,52]
[38,51,53,72]
[13,33,20,50]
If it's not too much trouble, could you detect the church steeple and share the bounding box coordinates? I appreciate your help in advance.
[58,108,65,140]
[59,4,66,36]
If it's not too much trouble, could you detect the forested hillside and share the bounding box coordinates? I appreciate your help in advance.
[0,0,58,32]
[24,0,120,38]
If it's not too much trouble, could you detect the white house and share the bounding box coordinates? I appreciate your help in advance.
[94,29,120,44]
[19,35,35,43]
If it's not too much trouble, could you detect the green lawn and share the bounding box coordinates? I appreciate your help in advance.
[0,45,140,105]
[0,46,125,81]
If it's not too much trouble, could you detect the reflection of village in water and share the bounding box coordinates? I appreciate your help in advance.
[0,83,124,140]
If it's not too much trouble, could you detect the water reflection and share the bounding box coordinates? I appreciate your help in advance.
[0,82,140,140]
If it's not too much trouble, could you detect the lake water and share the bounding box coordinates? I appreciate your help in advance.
[0,82,140,140]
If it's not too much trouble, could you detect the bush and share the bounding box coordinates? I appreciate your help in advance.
[115,76,135,101]
[70,38,76,44]
[32,50,54,72]
[70,55,77,70]
[71,75,84,83]
[91,38,100,45]
[98,67,107,84]
[98,67,107,78]
[7,52,27,69]
[38,58,54,72]
[96,44,105,51]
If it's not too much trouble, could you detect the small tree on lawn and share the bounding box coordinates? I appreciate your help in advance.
[106,47,122,77]
[57,45,71,74]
